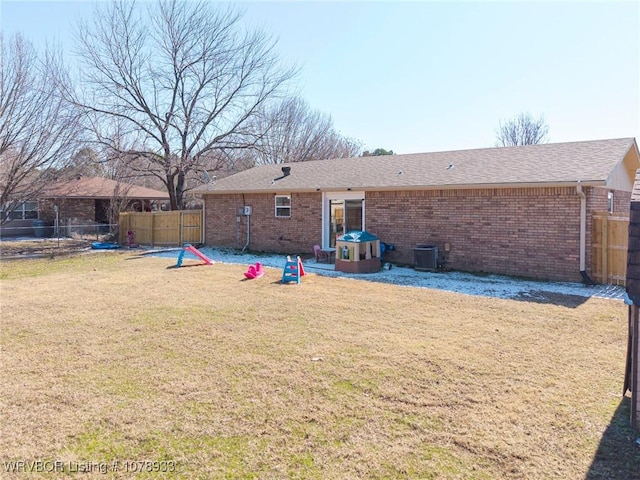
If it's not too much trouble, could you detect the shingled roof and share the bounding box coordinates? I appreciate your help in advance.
[194,138,638,194]
[43,176,169,200]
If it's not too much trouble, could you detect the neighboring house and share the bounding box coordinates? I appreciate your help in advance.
[0,176,169,237]
[624,170,640,430]
[194,138,640,283]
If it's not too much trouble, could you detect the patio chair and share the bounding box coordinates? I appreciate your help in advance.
[313,244,331,263]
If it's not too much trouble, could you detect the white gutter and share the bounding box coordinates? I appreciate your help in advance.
[193,180,607,196]
[576,182,587,272]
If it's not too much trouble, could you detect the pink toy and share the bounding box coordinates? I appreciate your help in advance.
[244,262,265,279]
[175,244,214,267]
[127,230,137,248]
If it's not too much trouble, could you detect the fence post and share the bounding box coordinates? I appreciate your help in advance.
[151,212,155,247]
[118,214,123,244]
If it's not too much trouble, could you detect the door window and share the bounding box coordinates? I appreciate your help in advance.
[329,199,363,247]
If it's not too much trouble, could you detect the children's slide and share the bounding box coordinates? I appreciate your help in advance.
[176,244,214,267]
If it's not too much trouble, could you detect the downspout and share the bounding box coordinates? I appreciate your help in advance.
[242,213,250,252]
[577,182,596,284]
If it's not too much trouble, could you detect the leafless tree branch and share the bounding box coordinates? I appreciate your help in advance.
[242,97,362,167]
[0,33,81,224]
[495,112,550,147]
[69,0,297,209]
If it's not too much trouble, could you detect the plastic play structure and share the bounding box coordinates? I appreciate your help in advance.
[175,244,214,267]
[282,256,306,284]
[244,262,265,279]
[335,230,381,274]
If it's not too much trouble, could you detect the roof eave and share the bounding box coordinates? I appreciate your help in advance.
[371,180,608,191]
[198,180,607,195]
[43,195,170,200]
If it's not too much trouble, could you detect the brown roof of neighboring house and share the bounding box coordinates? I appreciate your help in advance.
[194,138,639,194]
[43,176,169,200]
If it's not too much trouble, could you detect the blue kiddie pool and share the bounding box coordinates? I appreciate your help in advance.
[91,242,120,250]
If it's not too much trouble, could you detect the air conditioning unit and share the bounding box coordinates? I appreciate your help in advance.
[241,206,252,216]
[414,245,438,271]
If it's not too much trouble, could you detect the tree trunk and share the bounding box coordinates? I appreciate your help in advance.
[166,174,179,211]
[175,170,186,210]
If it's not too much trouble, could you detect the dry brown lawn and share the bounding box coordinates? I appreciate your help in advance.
[0,252,638,479]
[0,238,91,259]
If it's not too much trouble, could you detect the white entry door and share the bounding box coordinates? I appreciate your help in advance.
[323,192,365,248]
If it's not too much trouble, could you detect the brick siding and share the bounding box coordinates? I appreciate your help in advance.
[204,186,631,282]
[39,198,96,224]
[366,187,581,281]
[204,192,322,254]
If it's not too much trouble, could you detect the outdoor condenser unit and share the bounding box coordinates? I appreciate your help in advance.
[414,245,438,271]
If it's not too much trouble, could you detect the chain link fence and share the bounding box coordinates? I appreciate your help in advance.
[1,218,118,241]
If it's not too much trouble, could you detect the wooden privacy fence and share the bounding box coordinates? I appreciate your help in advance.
[119,210,203,246]
[591,212,629,286]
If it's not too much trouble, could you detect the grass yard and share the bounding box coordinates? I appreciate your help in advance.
[0,252,638,479]
[0,238,92,259]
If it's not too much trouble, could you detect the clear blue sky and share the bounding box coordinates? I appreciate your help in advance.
[2,0,639,154]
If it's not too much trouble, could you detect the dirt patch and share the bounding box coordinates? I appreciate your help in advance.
[512,290,591,307]
[0,238,93,259]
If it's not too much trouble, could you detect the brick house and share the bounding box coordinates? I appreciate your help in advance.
[624,170,640,430]
[0,176,169,237]
[194,138,639,283]
[40,176,169,223]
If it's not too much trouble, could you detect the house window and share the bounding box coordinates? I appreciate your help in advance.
[1,201,38,220]
[607,191,614,213]
[275,195,291,218]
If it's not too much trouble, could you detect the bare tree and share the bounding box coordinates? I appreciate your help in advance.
[242,97,362,167]
[68,0,296,210]
[0,33,80,223]
[105,154,134,232]
[60,147,106,178]
[495,112,550,147]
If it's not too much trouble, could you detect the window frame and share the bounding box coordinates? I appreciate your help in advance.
[274,194,291,218]
[1,201,38,220]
